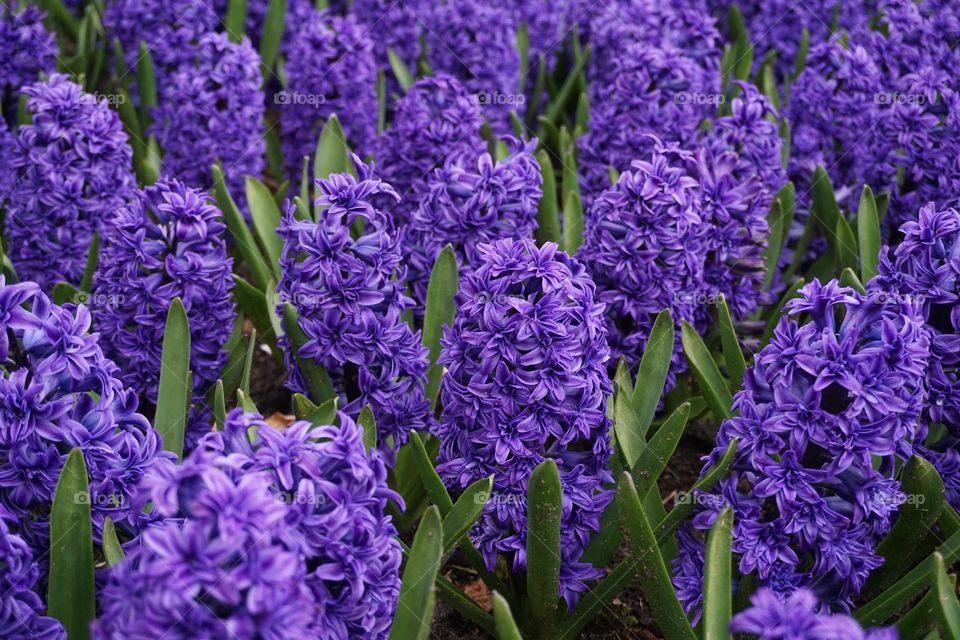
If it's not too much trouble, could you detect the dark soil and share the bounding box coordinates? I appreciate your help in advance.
[431,422,718,639]
[248,343,293,416]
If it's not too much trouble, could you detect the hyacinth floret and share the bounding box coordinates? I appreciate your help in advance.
[408,136,543,304]
[873,203,960,506]
[0,1,55,112]
[577,139,707,385]
[150,32,265,199]
[93,408,401,639]
[375,73,485,227]
[0,277,175,554]
[278,157,432,453]
[0,505,65,640]
[5,74,136,289]
[731,588,897,640]
[673,279,930,616]
[436,238,613,607]
[281,10,378,178]
[93,178,236,449]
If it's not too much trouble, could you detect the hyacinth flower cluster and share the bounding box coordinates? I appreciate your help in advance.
[0,277,175,553]
[436,238,613,606]
[4,74,136,289]
[103,0,220,76]
[0,505,65,640]
[690,82,787,320]
[732,588,896,640]
[149,32,265,198]
[424,0,520,132]
[376,74,485,227]
[673,280,930,615]
[0,1,55,114]
[872,203,960,506]
[94,409,402,639]
[93,179,236,449]
[407,137,543,305]
[281,11,378,178]
[578,140,707,383]
[578,0,721,201]
[278,158,432,452]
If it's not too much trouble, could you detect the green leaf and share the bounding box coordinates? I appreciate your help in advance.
[703,508,733,640]
[409,432,454,513]
[213,163,273,290]
[558,127,580,205]
[868,457,945,597]
[791,27,810,82]
[516,21,529,96]
[102,517,125,568]
[527,459,563,635]
[136,43,157,125]
[492,592,524,640]
[387,47,415,92]
[232,275,277,351]
[155,298,191,459]
[613,357,633,397]
[225,0,248,41]
[655,439,739,544]
[389,506,443,640]
[858,185,881,283]
[618,473,697,640]
[80,230,99,294]
[281,303,336,402]
[840,267,867,295]
[240,328,257,395]
[235,388,258,413]
[836,213,859,275]
[614,385,645,469]
[442,476,493,554]
[811,166,841,252]
[681,321,733,420]
[631,309,675,430]
[358,405,377,452]
[52,282,78,306]
[213,380,227,428]
[313,114,352,182]
[535,149,561,245]
[245,178,284,277]
[935,553,960,640]
[895,586,938,640]
[631,403,690,497]
[561,190,584,256]
[377,67,387,135]
[716,296,746,392]
[259,0,287,78]
[422,245,458,405]
[47,448,95,640]
[762,183,795,290]
[544,46,591,125]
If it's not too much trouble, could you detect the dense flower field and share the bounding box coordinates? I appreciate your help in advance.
[3,0,960,638]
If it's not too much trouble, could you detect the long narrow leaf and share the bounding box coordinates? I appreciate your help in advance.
[423,245,458,405]
[631,309,674,431]
[632,403,690,497]
[259,0,287,78]
[102,517,125,567]
[245,177,284,276]
[703,508,733,640]
[716,296,746,392]
[213,163,273,290]
[441,476,493,554]
[527,460,563,635]
[858,185,881,282]
[389,506,443,640]
[313,114,352,181]
[493,592,524,640]
[681,322,733,420]
[934,553,960,640]
[281,303,336,402]
[155,298,191,459]
[535,149,561,244]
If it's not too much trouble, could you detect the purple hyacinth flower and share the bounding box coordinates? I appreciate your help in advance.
[436,237,613,608]
[93,178,236,450]
[5,74,136,289]
[0,1,55,113]
[150,32,265,199]
[277,157,432,455]
[674,279,929,615]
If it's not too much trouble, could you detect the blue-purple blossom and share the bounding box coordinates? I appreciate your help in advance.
[375,74,485,227]
[0,505,65,640]
[94,408,401,639]
[93,179,236,450]
[150,32,265,199]
[436,238,613,608]
[873,203,960,506]
[103,0,219,76]
[0,277,175,555]
[691,83,787,320]
[5,74,136,289]
[577,140,707,384]
[674,280,930,615]
[424,0,520,132]
[407,137,542,305]
[278,158,432,453]
[732,588,897,640]
[578,1,721,202]
[0,2,55,114]
[348,0,425,80]
[280,11,378,178]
